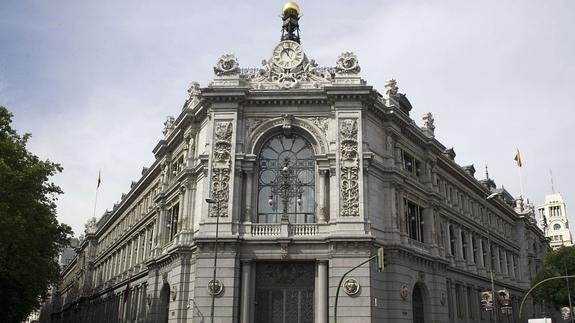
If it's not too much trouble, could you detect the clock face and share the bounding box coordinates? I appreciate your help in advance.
[272,41,304,69]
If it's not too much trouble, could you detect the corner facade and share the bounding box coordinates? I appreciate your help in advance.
[40,19,550,323]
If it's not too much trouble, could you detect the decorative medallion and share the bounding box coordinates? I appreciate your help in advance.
[339,118,360,216]
[335,52,361,75]
[171,286,177,301]
[208,279,224,296]
[440,291,447,305]
[146,295,152,307]
[210,121,233,217]
[343,278,360,296]
[214,54,240,76]
[400,285,409,300]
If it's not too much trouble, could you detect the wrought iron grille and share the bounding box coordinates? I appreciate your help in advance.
[258,134,315,223]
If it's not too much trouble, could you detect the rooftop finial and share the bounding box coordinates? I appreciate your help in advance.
[485,165,490,180]
[281,2,301,43]
[550,169,555,192]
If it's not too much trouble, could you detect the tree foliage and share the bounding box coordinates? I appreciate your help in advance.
[0,106,72,323]
[532,246,575,308]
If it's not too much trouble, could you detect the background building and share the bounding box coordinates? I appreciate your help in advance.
[40,3,550,322]
[538,192,574,249]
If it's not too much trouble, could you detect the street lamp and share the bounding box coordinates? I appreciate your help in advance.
[486,191,502,323]
[206,195,220,323]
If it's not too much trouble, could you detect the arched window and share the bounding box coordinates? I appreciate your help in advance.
[258,134,315,223]
[553,223,561,230]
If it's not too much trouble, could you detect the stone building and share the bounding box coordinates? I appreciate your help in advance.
[41,2,550,323]
[538,192,574,249]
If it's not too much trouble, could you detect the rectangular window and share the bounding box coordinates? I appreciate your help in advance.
[169,203,180,241]
[402,151,423,177]
[404,199,424,242]
[456,284,463,318]
[467,286,474,319]
[447,280,453,319]
[148,226,154,257]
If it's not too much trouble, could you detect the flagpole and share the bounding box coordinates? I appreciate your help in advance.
[517,165,524,198]
[514,149,524,198]
[93,170,101,218]
[93,187,99,218]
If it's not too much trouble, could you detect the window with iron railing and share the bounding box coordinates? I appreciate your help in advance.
[405,199,424,242]
[257,134,315,224]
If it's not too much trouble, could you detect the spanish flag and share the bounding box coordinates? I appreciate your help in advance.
[97,170,102,189]
[514,149,523,167]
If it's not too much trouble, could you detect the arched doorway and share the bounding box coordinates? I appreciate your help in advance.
[158,283,170,323]
[412,282,429,323]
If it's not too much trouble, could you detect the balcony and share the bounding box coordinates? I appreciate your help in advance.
[247,223,320,238]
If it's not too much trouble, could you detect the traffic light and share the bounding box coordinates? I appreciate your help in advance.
[377,247,385,272]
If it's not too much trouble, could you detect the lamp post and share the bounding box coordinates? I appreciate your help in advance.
[206,195,220,323]
[518,275,575,322]
[487,229,498,323]
[486,191,502,323]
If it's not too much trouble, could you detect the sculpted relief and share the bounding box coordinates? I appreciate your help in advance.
[339,119,360,216]
[210,121,233,217]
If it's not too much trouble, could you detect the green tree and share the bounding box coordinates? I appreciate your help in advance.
[532,246,575,308]
[0,106,72,323]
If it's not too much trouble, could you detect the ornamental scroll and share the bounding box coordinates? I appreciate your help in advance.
[339,119,360,216]
[210,121,233,217]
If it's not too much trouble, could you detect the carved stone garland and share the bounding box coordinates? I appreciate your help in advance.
[210,121,233,217]
[339,119,360,216]
[244,57,332,89]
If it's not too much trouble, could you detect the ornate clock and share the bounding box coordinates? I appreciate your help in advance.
[272,40,304,69]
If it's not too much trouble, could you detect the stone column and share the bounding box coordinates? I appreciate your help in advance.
[422,208,432,244]
[467,232,475,266]
[317,260,328,323]
[244,170,253,223]
[153,209,162,255]
[129,239,135,268]
[240,261,252,323]
[177,190,185,234]
[446,222,453,256]
[317,170,327,223]
[180,183,190,232]
[503,250,509,277]
[509,254,516,278]
[477,236,485,269]
[455,225,465,265]
[398,191,407,242]
[156,206,168,251]
[134,234,141,266]
[494,246,502,274]
[142,229,149,261]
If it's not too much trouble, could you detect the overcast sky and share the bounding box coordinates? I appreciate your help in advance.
[1,0,574,236]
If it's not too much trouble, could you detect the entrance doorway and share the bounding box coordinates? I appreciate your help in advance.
[158,283,170,323]
[255,262,314,323]
[412,282,428,323]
